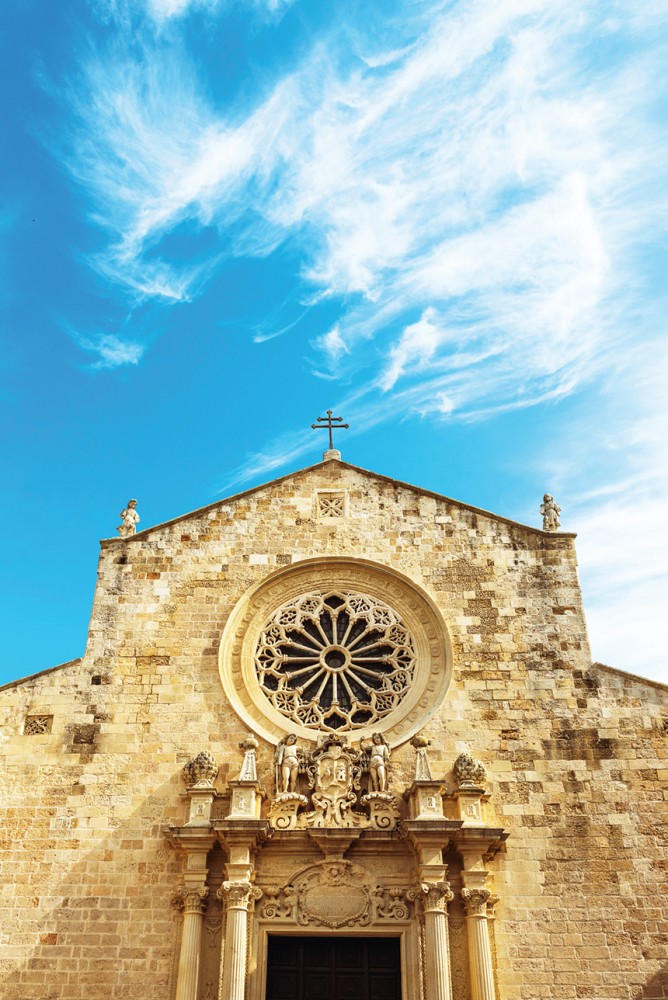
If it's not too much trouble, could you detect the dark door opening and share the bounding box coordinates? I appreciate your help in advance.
[266,935,401,1000]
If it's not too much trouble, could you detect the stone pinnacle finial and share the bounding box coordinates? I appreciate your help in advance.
[453,752,486,789]
[238,734,259,782]
[182,751,218,788]
[410,733,433,781]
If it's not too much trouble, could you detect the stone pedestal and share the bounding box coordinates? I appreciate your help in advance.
[227,780,264,820]
[452,785,487,826]
[405,780,446,820]
[184,785,216,826]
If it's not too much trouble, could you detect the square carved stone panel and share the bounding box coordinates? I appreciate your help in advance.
[24,715,53,735]
[315,491,348,520]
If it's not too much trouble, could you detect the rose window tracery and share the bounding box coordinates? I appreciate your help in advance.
[254,591,417,733]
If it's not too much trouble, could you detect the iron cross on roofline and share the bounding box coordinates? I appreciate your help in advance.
[311,409,349,451]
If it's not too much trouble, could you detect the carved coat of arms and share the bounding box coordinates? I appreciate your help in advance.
[305,736,364,828]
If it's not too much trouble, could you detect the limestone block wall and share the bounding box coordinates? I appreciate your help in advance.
[0,460,665,999]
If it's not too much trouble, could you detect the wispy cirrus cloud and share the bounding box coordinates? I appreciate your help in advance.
[61,0,666,409]
[59,39,294,301]
[61,1,667,456]
[72,330,146,369]
[146,0,295,21]
[94,0,296,26]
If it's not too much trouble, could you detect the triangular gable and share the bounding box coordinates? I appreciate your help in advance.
[104,458,574,542]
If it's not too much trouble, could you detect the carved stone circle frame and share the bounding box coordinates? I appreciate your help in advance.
[218,557,452,746]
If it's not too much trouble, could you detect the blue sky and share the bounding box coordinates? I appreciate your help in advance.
[1,0,667,686]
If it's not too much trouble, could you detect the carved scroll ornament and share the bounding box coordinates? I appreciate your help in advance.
[218,881,262,910]
[172,886,209,914]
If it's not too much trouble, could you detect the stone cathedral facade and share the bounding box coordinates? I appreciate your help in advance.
[0,455,666,1000]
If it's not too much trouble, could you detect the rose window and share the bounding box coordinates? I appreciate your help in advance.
[254,591,417,733]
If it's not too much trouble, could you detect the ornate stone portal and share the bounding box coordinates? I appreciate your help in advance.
[167,738,507,1000]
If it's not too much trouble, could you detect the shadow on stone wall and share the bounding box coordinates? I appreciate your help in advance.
[0,774,187,1000]
[639,965,668,999]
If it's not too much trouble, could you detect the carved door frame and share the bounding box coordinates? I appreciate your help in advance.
[248,923,418,1000]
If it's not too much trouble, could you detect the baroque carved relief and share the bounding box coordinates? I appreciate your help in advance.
[24,715,53,735]
[259,861,413,929]
[268,734,400,831]
[316,491,347,519]
[449,917,472,1000]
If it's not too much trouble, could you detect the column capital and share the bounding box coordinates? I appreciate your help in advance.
[461,887,491,917]
[172,886,209,914]
[218,880,262,910]
[411,881,454,913]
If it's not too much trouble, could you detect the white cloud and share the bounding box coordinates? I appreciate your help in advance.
[59,0,668,681]
[57,37,293,300]
[381,309,446,391]
[74,332,146,369]
[575,496,668,684]
[318,326,349,364]
[97,0,296,24]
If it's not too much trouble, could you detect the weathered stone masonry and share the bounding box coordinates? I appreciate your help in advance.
[0,458,666,1000]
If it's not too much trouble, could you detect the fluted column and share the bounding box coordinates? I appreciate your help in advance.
[173,887,209,1000]
[218,880,261,1000]
[461,888,496,1000]
[420,882,454,1000]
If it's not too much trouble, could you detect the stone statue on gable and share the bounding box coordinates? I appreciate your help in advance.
[540,494,561,532]
[118,499,140,538]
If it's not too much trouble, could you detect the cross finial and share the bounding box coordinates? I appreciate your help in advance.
[311,409,349,460]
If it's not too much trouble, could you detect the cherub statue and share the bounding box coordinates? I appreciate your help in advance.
[275,734,301,794]
[367,732,391,792]
[118,499,140,538]
[540,494,561,532]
